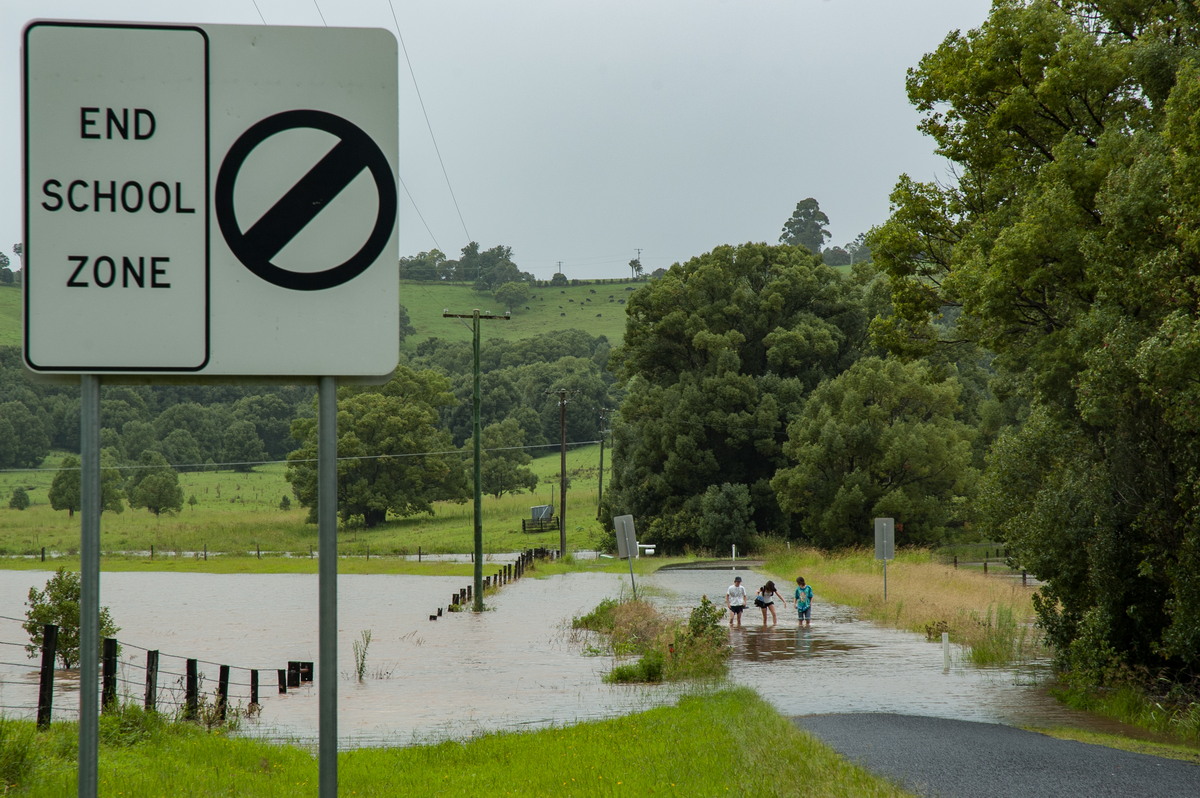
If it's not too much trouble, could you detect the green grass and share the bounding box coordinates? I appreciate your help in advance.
[0,445,610,564]
[400,278,635,350]
[0,284,19,347]
[5,688,914,797]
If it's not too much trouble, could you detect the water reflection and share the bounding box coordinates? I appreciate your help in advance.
[0,564,1114,748]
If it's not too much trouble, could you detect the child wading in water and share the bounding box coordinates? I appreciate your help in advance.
[755,580,786,625]
[794,577,813,627]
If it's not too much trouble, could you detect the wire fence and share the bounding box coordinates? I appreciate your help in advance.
[0,611,312,727]
[0,547,552,728]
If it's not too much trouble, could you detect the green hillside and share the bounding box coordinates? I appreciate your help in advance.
[400,279,635,349]
[0,284,20,347]
[0,280,636,351]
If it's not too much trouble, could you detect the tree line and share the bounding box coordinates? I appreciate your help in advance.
[600,1,1198,701]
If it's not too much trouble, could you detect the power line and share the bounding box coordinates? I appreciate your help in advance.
[386,0,472,242]
[0,441,603,476]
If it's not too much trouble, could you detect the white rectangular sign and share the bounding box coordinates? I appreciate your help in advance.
[23,21,399,377]
[874,517,895,561]
[613,514,637,560]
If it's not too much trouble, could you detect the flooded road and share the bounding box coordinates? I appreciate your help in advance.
[0,563,1106,748]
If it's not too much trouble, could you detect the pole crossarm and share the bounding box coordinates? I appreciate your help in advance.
[444,309,510,611]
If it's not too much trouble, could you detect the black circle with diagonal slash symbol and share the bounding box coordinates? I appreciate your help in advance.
[215,109,397,291]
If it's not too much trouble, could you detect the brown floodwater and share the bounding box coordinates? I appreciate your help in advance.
[0,563,1125,749]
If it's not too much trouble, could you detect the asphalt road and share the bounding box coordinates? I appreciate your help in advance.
[793,713,1200,798]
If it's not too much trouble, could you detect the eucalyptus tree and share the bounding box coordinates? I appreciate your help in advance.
[286,366,467,527]
[870,0,1200,682]
[608,242,870,550]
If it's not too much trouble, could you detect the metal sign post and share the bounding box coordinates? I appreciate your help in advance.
[613,515,638,599]
[23,22,399,798]
[79,376,100,798]
[875,517,895,601]
[317,377,337,797]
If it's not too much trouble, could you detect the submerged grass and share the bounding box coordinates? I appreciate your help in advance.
[763,545,1045,667]
[573,595,730,683]
[4,689,913,797]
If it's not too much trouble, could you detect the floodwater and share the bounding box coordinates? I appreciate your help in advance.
[0,563,1115,749]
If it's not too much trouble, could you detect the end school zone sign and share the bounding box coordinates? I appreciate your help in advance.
[23,21,400,377]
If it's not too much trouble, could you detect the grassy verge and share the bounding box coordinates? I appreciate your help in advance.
[762,545,1045,667]
[1,689,913,797]
[1026,725,1200,764]
[1051,683,1200,745]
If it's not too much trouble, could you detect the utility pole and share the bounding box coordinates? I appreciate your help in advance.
[547,388,574,557]
[444,308,510,611]
[597,408,611,518]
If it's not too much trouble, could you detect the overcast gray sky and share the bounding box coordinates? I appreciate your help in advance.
[3,0,991,280]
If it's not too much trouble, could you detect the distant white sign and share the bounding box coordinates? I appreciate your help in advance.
[613,514,637,560]
[874,517,895,561]
[23,21,399,376]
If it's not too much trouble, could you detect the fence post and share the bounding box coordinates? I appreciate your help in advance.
[102,638,118,711]
[185,659,199,719]
[37,623,58,729]
[277,668,287,694]
[251,670,260,707]
[144,650,159,712]
[217,665,230,723]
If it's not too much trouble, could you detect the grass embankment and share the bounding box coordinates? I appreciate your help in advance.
[0,445,608,566]
[762,546,1044,667]
[1,689,912,797]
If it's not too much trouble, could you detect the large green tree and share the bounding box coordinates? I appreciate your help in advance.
[772,357,978,547]
[779,198,831,254]
[0,401,49,468]
[480,418,538,499]
[286,366,467,527]
[127,450,184,517]
[871,0,1200,684]
[48,454,125,517]
[608,242,869,549]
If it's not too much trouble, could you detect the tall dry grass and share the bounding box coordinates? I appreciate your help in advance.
[764,545,1046,666]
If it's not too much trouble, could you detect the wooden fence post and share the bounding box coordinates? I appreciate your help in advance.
[185,659,199,719]
[37,623,57,729]
[277,668,287,694]
[250,670,260,707]
[102,638,118,711]
[144,650,159,712]
[216,665,230,723]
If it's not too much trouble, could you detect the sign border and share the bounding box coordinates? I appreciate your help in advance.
[23,20,212,373]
